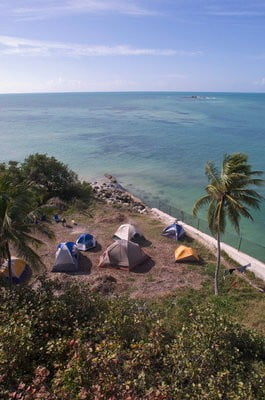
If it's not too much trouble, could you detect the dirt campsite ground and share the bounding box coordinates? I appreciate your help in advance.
[30,201,216,299]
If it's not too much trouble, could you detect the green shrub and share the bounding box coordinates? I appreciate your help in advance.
[21,153,93,202]
[0,278,264,399]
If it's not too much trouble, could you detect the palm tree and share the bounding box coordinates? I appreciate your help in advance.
[193,153,264,295]
[0,175,54,289]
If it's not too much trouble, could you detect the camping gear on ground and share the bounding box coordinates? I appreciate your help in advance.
[98,239,149,270]
[53,214,60,223]
[224,263,251,277]
[76,233,96,251]
[52,242,79,272]
[0,258,28,283]
[162,222,185,240]
[113,223,142,241]
[175,245,199,263]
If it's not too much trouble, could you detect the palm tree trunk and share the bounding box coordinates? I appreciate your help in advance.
[214,231,221,295]
[5,242,12,290]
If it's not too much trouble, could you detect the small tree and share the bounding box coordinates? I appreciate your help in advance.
[21,153,93,204]
[0,174,54,288]
[21,153,80,200]
[193,153,264,295]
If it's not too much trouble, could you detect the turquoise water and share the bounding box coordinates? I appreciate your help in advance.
[0,92,264,258]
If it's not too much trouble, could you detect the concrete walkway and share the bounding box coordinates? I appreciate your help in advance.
[151,208,265,282]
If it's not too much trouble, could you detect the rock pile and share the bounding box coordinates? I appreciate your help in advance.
[91,175,149,214]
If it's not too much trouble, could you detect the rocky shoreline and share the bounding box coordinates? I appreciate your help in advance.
[91,174,149,214]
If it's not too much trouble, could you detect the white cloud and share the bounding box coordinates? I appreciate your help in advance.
[43,77,83,90]
[5,0,265,21]
[205,1,265,17]
[0,77,83,93]
[0,76,150,93]
[0,35,202,58]
[207,10,265,17]
[4,0,158,20]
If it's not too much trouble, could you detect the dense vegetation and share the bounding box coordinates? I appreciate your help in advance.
[0,153,92,204]
[1,154,264,399]
[0,279,264,400]
[0,154,92,283]
[0,173,54,287]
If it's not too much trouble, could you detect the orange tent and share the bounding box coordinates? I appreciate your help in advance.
[0,258,28,283]
[175,245,199,263]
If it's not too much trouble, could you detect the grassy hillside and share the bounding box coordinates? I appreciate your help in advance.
[1,199,264,399]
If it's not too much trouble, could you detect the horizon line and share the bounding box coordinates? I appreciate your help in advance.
[0,90,265,95]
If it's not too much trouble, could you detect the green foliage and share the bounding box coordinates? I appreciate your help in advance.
[193,152,264,235]
[193,153,264,295]
[21,153,93,202]
[0,161,24,186]
[0,279,264,399]
[0,174,54,282]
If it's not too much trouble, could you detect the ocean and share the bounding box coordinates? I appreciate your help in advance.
[0,92,264,260]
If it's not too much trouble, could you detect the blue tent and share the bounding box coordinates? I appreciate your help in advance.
[76,233,96,251]
[52,242,79,272]
[162,223,185,240]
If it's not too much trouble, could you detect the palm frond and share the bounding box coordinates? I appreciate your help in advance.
[244,178,265,186]
[232,188,263,198]
[0,176,53,273]
[249,170,264,176]
[215,199,226,234]
[207,200,218,234]
[205,161,219,182]
[14,240,44,270]
[206,184,222,199]
[192,195,211,216]
[232,194,261,210]
[227,205,241,234]
[226,194,253,221]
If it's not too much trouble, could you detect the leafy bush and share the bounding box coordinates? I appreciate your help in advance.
[0,279,264,399]
[21,153,92,202]
[0,154,93,209]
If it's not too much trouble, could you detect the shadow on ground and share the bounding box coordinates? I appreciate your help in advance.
[86,242,102,253]
[67,254,92,275]
[133,236,152,247]
[132,258,155,274]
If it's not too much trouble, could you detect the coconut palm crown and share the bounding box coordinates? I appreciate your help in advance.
[193,153,264,295]
[0,174,54,288]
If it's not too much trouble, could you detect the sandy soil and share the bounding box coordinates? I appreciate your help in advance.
[34,204,209,299]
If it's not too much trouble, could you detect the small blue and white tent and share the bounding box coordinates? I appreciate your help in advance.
[162,223,185,241]
[52,242,79,272]
[76,233,96,251]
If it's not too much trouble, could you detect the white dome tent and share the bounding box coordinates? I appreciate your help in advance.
[113,223,143,241]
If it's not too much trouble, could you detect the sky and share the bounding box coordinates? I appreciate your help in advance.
[0,0,265,93]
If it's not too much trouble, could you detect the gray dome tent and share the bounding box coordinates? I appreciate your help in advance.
[98,239,149,270]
